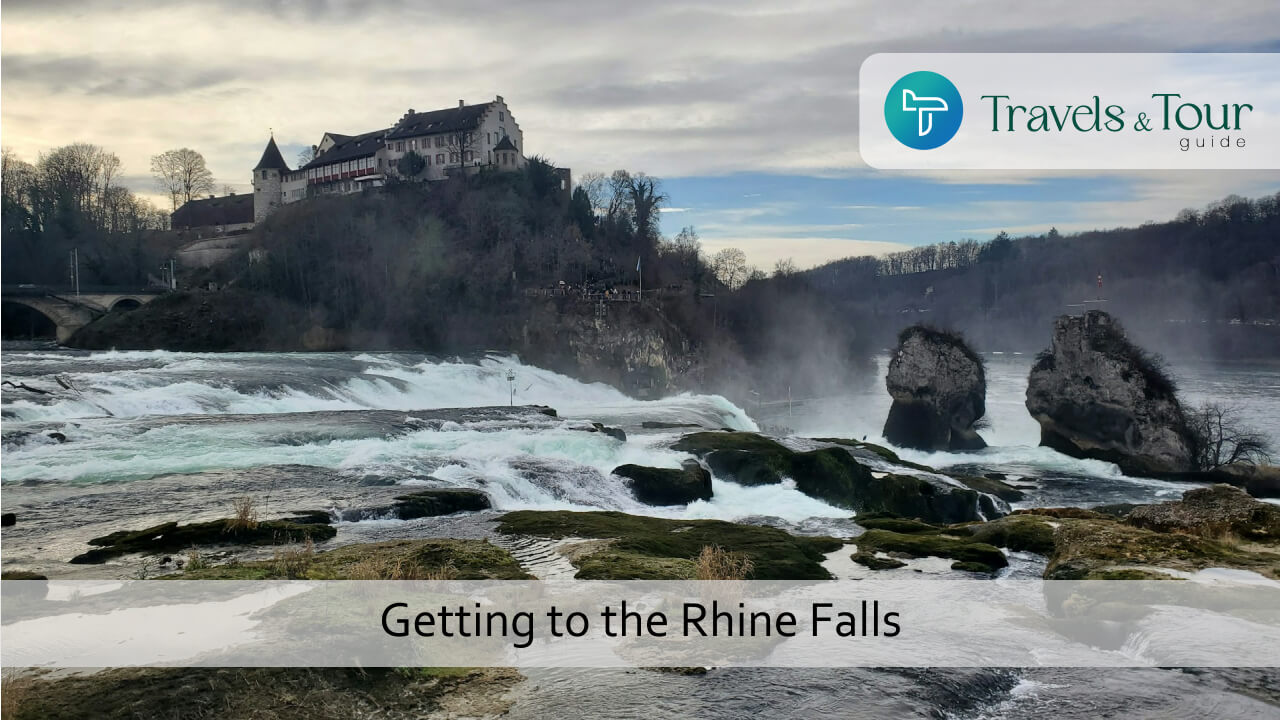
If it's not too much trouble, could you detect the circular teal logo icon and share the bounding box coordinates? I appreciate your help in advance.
[884,71,963,149]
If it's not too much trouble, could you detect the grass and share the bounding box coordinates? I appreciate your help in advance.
[270,537,315,579]
[174,539,530,580]
[183,548,208,572]
[2,671,35,719]
[694,545,755,580]
[226,497,260,532]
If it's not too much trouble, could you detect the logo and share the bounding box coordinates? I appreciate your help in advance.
[884,71,963,149]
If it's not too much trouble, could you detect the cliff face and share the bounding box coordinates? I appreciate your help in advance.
[882,326,987,451]
[518,299,692,397]
[1026,311,1194,476]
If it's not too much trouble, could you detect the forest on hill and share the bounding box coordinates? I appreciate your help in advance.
[4,139,1277,397]
[789,192,1280,357]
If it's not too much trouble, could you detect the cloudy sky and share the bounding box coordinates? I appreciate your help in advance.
[4,0,1278,269]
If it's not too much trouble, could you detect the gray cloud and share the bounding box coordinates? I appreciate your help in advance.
[3,54,240,98]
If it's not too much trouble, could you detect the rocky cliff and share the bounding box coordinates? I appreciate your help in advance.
[518,299,691,397]
[882,326,987,451]
[1026,311,1194,476]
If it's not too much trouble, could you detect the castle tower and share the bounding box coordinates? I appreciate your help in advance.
[252,135,290,223]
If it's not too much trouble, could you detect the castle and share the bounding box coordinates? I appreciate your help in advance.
[251,95,528,223]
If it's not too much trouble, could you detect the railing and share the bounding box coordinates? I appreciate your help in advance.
[2,285,164,297]
[523,288,642,303]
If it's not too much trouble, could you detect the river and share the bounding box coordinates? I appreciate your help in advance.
[2,346,1278,718]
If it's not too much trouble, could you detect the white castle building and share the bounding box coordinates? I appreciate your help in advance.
[252,95,527,223]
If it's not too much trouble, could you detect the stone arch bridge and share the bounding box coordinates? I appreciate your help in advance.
[2,286,165,342]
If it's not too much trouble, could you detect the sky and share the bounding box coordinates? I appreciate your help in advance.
[3,0,1279,270]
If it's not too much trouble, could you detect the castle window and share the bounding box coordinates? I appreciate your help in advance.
[436,153,444,164]
[499,111,504,120]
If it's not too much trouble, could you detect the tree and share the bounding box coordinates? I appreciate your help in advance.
[576,172,606,216]
[397,150,427,178]
[151,148,214,210]
[628,174,666,242]
[712,247,749,291]
[773,258,798,277]
[569,186,594,236]
[1187,403,1273,470]
[297,145,318,169]
[447,127,479,172]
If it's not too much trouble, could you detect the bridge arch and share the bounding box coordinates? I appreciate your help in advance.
[1,300,58,339]
[110,297,144,312]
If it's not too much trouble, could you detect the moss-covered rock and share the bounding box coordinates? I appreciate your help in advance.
[853,529,1008,572]
[176,538,530,580]
[851,552,907,570]
[496,510,841,580]
[672,432,997,523]
[855,514,942,534]
[393,489,491,519]
[4,666,521,720]
[951,475,1026,502]
[70,517,337,564]
[613,460,712,505]
[1043,517,1279,580]
[811,438,938,472]
[963,514,1058,554]
[673,432,794,486]
[950,561,998,573]
[1125,484,1280,541]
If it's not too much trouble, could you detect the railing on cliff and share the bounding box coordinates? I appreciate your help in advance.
[522,288,643,303]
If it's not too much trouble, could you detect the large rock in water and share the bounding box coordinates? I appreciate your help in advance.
[671,432,1002,523]
[883,326,987,451]
[1026,311,1194,476]
[614,460,713,505]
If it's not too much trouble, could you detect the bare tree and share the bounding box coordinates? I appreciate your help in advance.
[712,247,749,291]
[628,174,666,242]
[151,148,214,210]
[773,257,799,277]
[446,127,479,172]
[296,145,318,169]
[576,172,607,216]
[606,170,633,222]
[1188,402,1273,470]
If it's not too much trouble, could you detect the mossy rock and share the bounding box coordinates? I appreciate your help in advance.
[71,518,337,564]
[854,529,1008,572]
[672,432,994,523]
[4,666,520,720]
[951,475,1026,502]
[496,510,841,580]
[1044,517,1280,580]
[1,571,48,580]
[813,438,938,472]
[176,538,531,580]
[393,489,491,519]
[1012,507,1108,520]
[851,552,907,570]
[1125,484,1280,541]
[672,432,794,486]
[855,514,941,534]
[613,460,712,505]
[963,514,1057,554]
[950,561,998,573]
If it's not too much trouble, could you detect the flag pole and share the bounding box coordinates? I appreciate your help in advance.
[638,255,643,303]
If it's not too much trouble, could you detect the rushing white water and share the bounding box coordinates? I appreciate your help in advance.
[3,348,1277,528]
